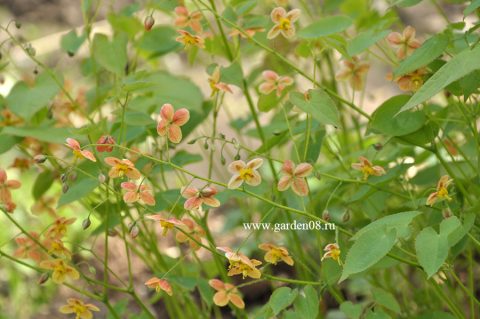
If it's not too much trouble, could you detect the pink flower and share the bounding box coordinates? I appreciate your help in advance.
[175,30,205,49]
[351,156,386,180]
[145,214,181,236]
[175,218,205,250]
[96,135,115,152]
[209,279,245,309]
[259,70,293,96]
[208,66,233,97]
[0,169,21,204]
[157,103,190,144]
[277,160,313,196]
[65,138,96,162]
[121,182,156,206]
[321,243,342,265]
[227,158,263,189]
[104,157,141,180]
[387,26,421,59]
[335,57,370,91]
[267,7,301,39]
[174,6,202,33]
[145,277,173,296]
[217,247,262,279]
[181,186,220,211]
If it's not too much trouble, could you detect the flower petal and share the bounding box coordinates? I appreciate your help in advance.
[181,187,198,199]
[277,175,292,191]
[247,158,263,170]
[245,170,262,186]
[80,150,97,162]
[213,291,229,307]
[104,157,120,167]
[208,279,225,291]
[270,7,286,23]
[66,138,80,150]
[229,293,245,309]
[294,163,313,177]
[168,124,183,143]
[228,160,246,174]
[6,180,21,189]
[267,26,281,39]
[286,8,301,22]
[228,174,244,189]
[292,177,309,196]
[172,108,190,126]
[160,103,174,121]
[202,196,220,207]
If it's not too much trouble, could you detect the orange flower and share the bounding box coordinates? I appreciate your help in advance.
[59,298,100,319]
[145,277,173,296]
[174,6,202,33]
[321,243,342,265]
[96,135,115,152]
[181,186,220,211]
[176,30,205,49]
[0,169,21,206]
[43,237,72,260]
[104,157,141,180]
[267,7,301,39]
[145,214,182,236]
[351,156,386,180]
[388,68,427,92]
[121,182,155,206]
[387,26,421,59]
[336,57,370,91]
[14,232,45,262]
[259,70,293,96]
[45,217,76,239]
[10,157,31,171]
[208,66,233,97]
[258,243,294,266]
[277,160,312,196]
[217,247,262,279]
[176,218,205,250]
[65,138,96,162]
[427,175,453,206]
[156,103,190,144]
[209,279,245,309]
[227,158,263,189]
[40,259,80,284]
[31,196,57,217]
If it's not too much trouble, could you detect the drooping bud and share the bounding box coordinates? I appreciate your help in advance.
[15,21,21,29]
[82,217,92,230]
[144,16,155,31]
[98,173,106,183]
[37,272,49,285]
[33,154,47,164]
[130,225,140,238]
[322,209,330,222]
[62,184,69,194]
[373,143,383,151]
[234,154,241,160]
[342,210,350,222]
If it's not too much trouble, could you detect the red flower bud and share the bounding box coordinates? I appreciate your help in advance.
[96,135,115,152]
[144,16,155,31]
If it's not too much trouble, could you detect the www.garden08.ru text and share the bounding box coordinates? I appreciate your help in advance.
[243,220,336,232]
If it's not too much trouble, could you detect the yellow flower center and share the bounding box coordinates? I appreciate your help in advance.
[437,187,450,200]
[115,163,129,176]
[72,149,83,159]
[239,168,254,181]
[183,34,197,45]
[361,165,375,179]
[279,18,291,30]
[411,75,423,91]
[71,303,87,315]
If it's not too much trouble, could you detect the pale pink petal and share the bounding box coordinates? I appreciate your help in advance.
[123,191,138,203]
[181,187,199,199]
[286,9,301,22]
[160,103,174,121]
[228,174,244,189]
[208,279,225,291]
[387,32,402,45]
[6,180,21,189]
[403,26,416,40]
[277,176,292,191]
[121,182,137,191]
[203,196,220,207]
[246,170,262,186]
[172,108,190,126]
[279,76,294,86]
[141,192,156,206]
[281,160,294,175]
[292,177,309,196]
[66,138,80,150]
[281,26,296,39]
[104,157,120,167]
[267,26,281,39]
[0,188,11,202]
[175,6,188,16]
[262,70,279,81]
[229,294,245,309]
[157,120,167,136]
[168,125,182,143]
[0,170,6,183]
[294,163,313,177]
[270,7,286,23]
[213,291,229,307]
[80,150,97,162]
[228,160,246,174]
[247,158,263,170]
[184,197,202,210]
[259,82,276,95]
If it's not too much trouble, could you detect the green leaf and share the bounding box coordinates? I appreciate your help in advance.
[399,45,480,113]
[369,95,426,136]
[268,287,298,316]
[58,178,99,207]
[60,30,87,55]
[340,228,397,281]
[257,92,280,112]
[394,0,423,7]
[290,89,340,127]
[439,216,463,247]
[197,278,214,307]
[6,73,60,120]
[415,227,448,278]
[171,150,203,167]
[294,286,319,319]
[372,288,400,314]
[0,134,20,154]
[137,26,181,57]
[122,111,156,126]
[32,170,55,200]
[2,126,76,144]
[298,127,325,163]
[340,301,362,319]
[464,0,480,15]
[351,211,421,240]
[347,30,390,56]
[298,15,352,39]
[394,33,448,77]
[398,121,439,147]
[92,33,128,75]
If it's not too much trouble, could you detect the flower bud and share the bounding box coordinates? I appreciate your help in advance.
[37,272,49,285]
[234,154,241,160]
[98,173,106,183]
[373,143,383,151]
[322,210,330,222]
[342,211,350,222]
[62,184,69,194]
[203,141,209,150]
[130,225,140,238]
[33,154,47,164]
[144,16,155,31]
[220,156,226,165]
[96,135,115,152]
[82,217,92,230]
[15,21,21,29]
[61,173,68,183]
[442,208,452,219]
[69,172,77,181]
[107,229,118,237]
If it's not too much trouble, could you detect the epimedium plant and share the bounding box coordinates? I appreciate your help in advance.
[0,0,479,318]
